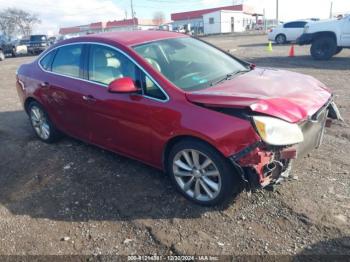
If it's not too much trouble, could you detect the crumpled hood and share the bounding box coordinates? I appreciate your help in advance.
[185,68,332,123]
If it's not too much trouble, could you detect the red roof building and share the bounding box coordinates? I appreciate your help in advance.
[59,27,81,35]
[59,18,159,36]
[106,18,138,29]
[89,22,103,30]
[59,22,102,35]
[171,4,245,21]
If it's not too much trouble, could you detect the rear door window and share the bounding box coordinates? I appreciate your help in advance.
[294,21,307,28]
[284,22,306,28]
[52,44,83,78]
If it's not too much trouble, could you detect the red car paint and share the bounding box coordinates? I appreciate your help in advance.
[108,77,139,93]
[16,31,334,185]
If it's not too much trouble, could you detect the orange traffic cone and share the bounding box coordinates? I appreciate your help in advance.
[289,44,295,57]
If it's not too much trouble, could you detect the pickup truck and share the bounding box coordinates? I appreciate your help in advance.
[27,34,49,55]
[297,15,350,60]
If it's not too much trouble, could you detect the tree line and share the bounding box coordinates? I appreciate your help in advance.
[0,8,40,40]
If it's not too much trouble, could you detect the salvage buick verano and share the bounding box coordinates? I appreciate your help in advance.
[16,31,342,205]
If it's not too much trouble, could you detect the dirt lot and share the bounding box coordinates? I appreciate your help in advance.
[0,34,349,257]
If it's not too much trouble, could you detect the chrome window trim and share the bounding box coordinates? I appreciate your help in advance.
[37,41,170,103]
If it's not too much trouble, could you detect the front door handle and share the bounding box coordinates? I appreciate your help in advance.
[82,95,96,102]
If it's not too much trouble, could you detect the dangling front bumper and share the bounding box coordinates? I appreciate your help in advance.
[229,100,342,189]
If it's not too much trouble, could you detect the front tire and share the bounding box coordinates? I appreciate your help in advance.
[334,47,343,55]
[0,50,5,61]
[28,101,61,143]
[167,139,240,206]
[311,36,337,60]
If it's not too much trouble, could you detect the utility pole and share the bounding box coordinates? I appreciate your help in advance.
[130,0,135,29]
[329,1,333,19]
[263,8,266,32]
[276,0,279,25]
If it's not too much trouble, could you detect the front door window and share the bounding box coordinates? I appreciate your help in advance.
[88,45,137,85]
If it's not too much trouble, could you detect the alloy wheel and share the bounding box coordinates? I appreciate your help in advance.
[172,149,222,202]
[276,35,286,44]
[30,106,50,140]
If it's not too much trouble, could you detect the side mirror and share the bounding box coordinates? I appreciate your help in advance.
[108,77,139,93]
[249,63,256,70]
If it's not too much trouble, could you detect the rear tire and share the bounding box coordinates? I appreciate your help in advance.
[12,48,16,57]
[310,36,337,60]
[28,101,61,143]
[275,34,286,45]
[167,139,241,206]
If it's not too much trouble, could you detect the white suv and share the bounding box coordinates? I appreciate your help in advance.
[297,15,350,60]
[268,20,310,44]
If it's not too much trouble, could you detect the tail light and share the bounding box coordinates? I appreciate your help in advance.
[268,29,273,33]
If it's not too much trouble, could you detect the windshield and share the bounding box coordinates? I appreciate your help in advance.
[20,39,29,45]
[30,35,47,42]
[133,37,247,91]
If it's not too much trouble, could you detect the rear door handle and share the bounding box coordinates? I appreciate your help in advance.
[82,95,96,102]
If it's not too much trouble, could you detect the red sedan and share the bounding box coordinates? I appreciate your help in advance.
[16,31,342,206]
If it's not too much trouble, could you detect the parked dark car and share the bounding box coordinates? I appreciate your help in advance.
[16,31,342,206]
[28,34,49,55]
[0,35,15,61]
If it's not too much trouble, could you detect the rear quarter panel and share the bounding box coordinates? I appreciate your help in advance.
[17,62,45,107]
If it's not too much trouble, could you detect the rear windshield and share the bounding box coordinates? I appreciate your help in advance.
[30,35,47,42]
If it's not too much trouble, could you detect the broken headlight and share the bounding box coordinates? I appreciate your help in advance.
[252,116,304,146]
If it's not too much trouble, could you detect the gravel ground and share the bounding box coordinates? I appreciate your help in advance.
[0,34,349,257]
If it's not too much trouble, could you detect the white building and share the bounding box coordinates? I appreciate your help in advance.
[203,10,255,34]
[171,4,262,35]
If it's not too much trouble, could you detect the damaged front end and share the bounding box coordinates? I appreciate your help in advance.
[228,99,342,191]
[229,143,297,190]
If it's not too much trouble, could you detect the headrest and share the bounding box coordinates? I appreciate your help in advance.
[145,58,161,72]
[94,50,107,67]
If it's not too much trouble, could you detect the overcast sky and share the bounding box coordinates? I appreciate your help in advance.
[0,0,349,35]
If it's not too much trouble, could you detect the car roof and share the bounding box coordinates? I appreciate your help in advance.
[283,20,313,24]
[70,30,188,47]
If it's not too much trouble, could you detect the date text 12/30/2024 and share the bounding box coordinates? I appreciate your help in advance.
[128,255,220,261]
